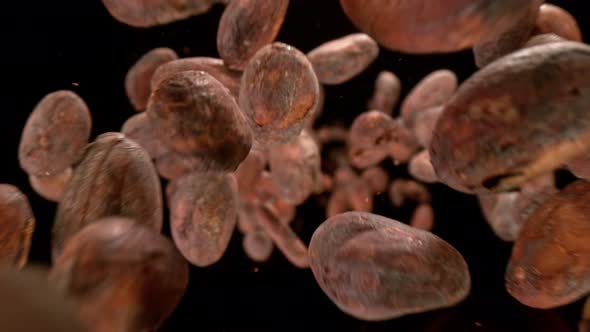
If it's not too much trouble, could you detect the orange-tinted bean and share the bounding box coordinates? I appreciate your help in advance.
[534,4,583,42]
[367,70,401,115]
[28,167,72,202]
[0,184,34,268]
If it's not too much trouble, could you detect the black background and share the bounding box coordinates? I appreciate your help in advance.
[0,1,588,331]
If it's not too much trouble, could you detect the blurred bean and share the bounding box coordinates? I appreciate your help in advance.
[477,192,520,242]
[408,150,438,184]
[243,228,274,263]
[237,199,259,234]
[316,125,349,145]
[254,172,296,225]
[239,42,320,147]
[309,211,471,321]
[307,33,379,85]
[217,0,289,71]
[410,203,435,232]
[234,148,266,199]
[125,47,179,111]
[581,296,590,332]
[567,153,590,181]
[155,149,206,180]
[147,70,252,172]
[50,217,188,332]
[339,0,541,53]
[534,4,583,42]
[430,42,590,193]
[19,90,91,176]
[121,112,168,159]
[524,33,567,48]
[412,105,442,149]
[360,166,389,194]
[389,179,431,207]
[0,184,34,268]
[367,70,401,115]
[52,133,163,259]
[28,167,72,202]
[506,180,590,309]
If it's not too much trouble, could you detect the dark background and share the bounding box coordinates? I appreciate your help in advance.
[0,1,588,331]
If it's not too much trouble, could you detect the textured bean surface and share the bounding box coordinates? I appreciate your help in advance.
[367,71,401,115]
[101,0,227,28]
[147,70,252,172]
[19,90,91,176]
[217,0,289,71]
[534,4,583,42]
[29,167,72,202]
[339,0,541,53]
[52,133,163,259]
[0,184,34,268]
[506,180,590,309]
[121,112,168,159]
[400,70,457,126]
[309,212,470,321]
[307,33,379,85]
[239,42,320,147]
[50,217,189,332]
[125,47,178,111]
[167,172,237,267]
[524,33,568,48]
[430,42,590,193]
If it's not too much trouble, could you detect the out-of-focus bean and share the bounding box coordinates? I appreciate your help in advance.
[400,70,457,126]
[243,228,274,263]
[534,4,583,42]
[316,125,349,145]
[477,192,520,242]
[0,184,34,268]
[121,112,168,159]
[408,150,438,184]
[28,167,72,202]
[523,33,567,48]
[389,179,431,208]
[360,166,389,194]
[367,71,401,115]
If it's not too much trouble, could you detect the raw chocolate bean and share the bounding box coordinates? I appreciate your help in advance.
[29,167,72,202]
[410,203,435,232]
[408,150,438,184]
[360,166,389,194]
[581,296,590,332]
[327,168,373,217]
[52,133,163,259]
[367,71,401,115]
[19,90,91,176]
[0,184,34,268]
[121,112,168,159]
[534,4,583,42]
[243,228,274,263]
[524,33,567,48]
[315,125,349,145]
[309,211,470,321]
[389,179,431,207]
[234,148,266,199]
[155,150,205,180]
[412,105,443,149]
[477,192,520,242]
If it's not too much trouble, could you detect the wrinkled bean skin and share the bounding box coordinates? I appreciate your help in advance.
[534,4,583,42]
[151,57,242,98]
[307,33,379,85]
[49,217,189,332]
[309,212,471,321]
[19,90,92,176]
[367,71,401,115]
[0,266,85,332]
[52,133,163,259]
[411,105,442,149]
[430,42,590,194]
[167,172,238,267]
[410,203,435,232]
[125,47,179,111]
[524,33,567,48]
[339,0,540,54]
[217,0,289,71]
[101,0,228,28]
[268,130,321,204]
[121,112,168,159]
[389,179,431,208]
[147,70,252,172]
[29,167,72,202]
[239,42,320,147]
[400,70,457,127]
[408,150,438,184]
[506,180,590,309]
[0,185,34,268]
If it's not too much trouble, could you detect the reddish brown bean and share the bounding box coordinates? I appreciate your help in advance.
[0,185,34,268]
[217,0,289,71]
[52,133,163,259]
[253,172,296,225]
[101,0,227,28]
[307,33,379,85]
[567,153,590,181]
[524,33,567,48]
[28,167,72,202]
[121,112,168,159]
[155,149,206,180]
[534,4,583,42]
[506,180,590,309]
[315,125,349,145]
[239,42,320,147]
[477,192,520,242]
[234,148,266,199]
[367,71,401,115]
[412,105,443,149]
[243,228,274,263]
[309,211,471,321]
[125,47,179,111]
[339,0,541,53]
[430,42,590,193]
[0,266,85,332]
[400,70,457,126]
[327,167,373,217]
[360,166,389,194]
[268,130,321,204]
[408,150,438,184]
[19,90,91,176]
[151,57,242,98]
[50,217,188,332]
[389,179,431,207]
[237,199,259,234]
[167,172,237,267]
[147,70,252,172]
[410,203,435,232]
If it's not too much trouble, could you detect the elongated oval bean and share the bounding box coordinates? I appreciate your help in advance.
[400,70,457,126]
[28,167,72,202]
[367,71,401,115]
[534,4,582,42]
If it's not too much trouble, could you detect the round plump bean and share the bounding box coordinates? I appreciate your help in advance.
[50,217,189,332]
[367,71,401,115]
[0,184,34,268]
[506,180,590,309]
[307,33,379,85]
[125,47,179,111]
[167,172,238,267]
[430,42,590,193]
[400,70,457,126]
[147,70,252,172]
[239,42,320,147]
[151,57,242,98]
[309,211,471,321]
[121,112,168,159]
[101,0,227,28]
[217,0,289,71]
[534,4,583,42]
[339,0,541,53]
[52,133,163,259]
[28,167,72,202]
[19,90,91,176]
[408,150,438,184]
